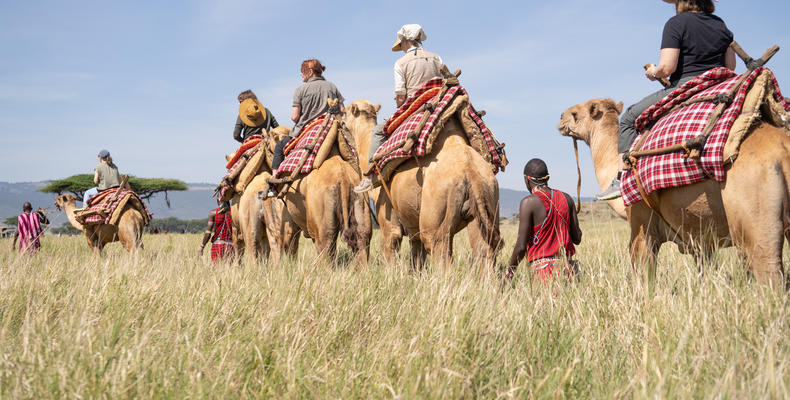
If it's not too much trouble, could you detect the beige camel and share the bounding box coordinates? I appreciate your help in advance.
[236,173,299,264]
[344,100,501,271]
[558,98,790,286]
[265,125,372,265]
[223,126,300,264]
[344,100,405,260]
[55,193,145,254]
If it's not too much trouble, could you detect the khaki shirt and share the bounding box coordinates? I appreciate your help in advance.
[95,162,121,191]
[394,47,443,97]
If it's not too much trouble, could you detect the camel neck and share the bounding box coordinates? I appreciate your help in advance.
[588,119,621,191]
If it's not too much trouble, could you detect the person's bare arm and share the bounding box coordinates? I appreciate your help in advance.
[725,47,736,71]
[12,230,19,250]
[291,106,301,123]
[507,197,535,274]
[395,94,407,108]
[564,193,582,245]
[199,211,215,255]
[338,102,345,114]
[646,48,680,80]
[93,169,100,184]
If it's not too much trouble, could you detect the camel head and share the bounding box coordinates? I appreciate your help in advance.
[344,100,380,126]
[54,193,77,211]
[558,98,623,145]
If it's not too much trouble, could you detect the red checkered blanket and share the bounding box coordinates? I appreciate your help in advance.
[225,135,262,178]
[82,189,152,225]
[621,67,789,206]
[374,78,505,174]
[274,113,357,178]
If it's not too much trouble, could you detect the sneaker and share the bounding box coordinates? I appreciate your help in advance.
[353,177,373,193]
[596,178,622,201]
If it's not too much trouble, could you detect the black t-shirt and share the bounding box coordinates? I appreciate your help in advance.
[661,12,733,84]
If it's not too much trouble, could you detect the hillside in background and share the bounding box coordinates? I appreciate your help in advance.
[1,182,596,225]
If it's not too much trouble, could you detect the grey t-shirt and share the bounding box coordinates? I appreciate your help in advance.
[291,76,344,137]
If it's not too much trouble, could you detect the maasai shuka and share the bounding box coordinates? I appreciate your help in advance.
[621,67,790,206]
[210,208,234,263]
[374,78,504,173]
[527,189,575,263]
[17,211,43,253]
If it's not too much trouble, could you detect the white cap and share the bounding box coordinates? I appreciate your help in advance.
[392,24,427,51]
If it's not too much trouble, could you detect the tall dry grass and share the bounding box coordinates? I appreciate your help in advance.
[0,207,788,398]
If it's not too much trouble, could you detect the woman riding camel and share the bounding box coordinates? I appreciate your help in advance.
[597,0,735,200]
[267,59,345,197]
[83,149,121,206]
[233,89,279,143]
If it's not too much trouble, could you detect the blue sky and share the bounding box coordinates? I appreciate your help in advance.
[1,0,788,194]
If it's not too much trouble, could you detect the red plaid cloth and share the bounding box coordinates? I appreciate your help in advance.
[211,243,234,263]
[374,80,504,173]
[383,78,443,133]
[621,67,789,206]
[274,113,354,178]
[224,135,262,178]
[84,189,153,224]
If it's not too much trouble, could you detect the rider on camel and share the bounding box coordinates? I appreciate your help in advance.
[507,159,582,281]
[354,24,443,193]
[597,0,735,200]
[234,90,279,143]
[83,149,121,206]
[266,59,345,197]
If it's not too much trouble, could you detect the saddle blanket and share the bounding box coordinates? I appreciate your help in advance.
[82,189,152,225]
[374,77,505,174]
[621,67,789,206]
[225,135,263,176]
[274,113,358,178]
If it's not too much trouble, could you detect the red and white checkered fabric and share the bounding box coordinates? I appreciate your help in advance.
[274,114,356,178]
[621,67,788,206]
[84,189,153,224]
[374,80,504,173]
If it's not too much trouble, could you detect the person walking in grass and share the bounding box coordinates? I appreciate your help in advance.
[199,200,234,263]
[507,159,582,281]
[12,202,49,254]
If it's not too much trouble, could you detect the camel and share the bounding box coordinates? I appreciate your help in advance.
[344,100,405,260]
[235,173,299,265]
[54,193,145,254]
[223,126,300,265]
[344,100,501,271]
[558,98,790,287]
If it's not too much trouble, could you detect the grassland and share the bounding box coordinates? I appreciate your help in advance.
[1,202,789,398]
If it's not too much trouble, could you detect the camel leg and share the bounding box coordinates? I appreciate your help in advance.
[419,185,463,268]
[466,219,501,276]
[376,196,403,264]
[409,235,427,271]
[628,203,663,290]
[350,194,372,267]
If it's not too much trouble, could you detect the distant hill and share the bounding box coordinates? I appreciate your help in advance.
[0,181,217,226]
[0,182,596,225]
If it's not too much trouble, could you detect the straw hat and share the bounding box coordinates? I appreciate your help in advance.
[238,98,267,127]
[392,24,427,52]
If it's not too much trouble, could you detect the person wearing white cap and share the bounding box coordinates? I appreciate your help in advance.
[596,0,735,200]
[354,24,443,193]
[82,149,122,206]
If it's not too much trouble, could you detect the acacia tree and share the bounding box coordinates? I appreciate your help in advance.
[39,174,188,206]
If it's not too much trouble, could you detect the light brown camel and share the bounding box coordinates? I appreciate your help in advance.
[223,126,300,264]
[344,100,501,271]
[344,100,405,261]
[54,193,145,254]
[264,125,372,265]
[558,98,790,287]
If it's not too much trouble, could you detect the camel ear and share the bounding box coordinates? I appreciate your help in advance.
[615,102,624,115]
[349,103,359,117]
[589,102,603,120]
[374,104,381,113]
[225,154,232,162]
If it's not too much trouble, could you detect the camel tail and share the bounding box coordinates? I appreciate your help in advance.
[338,179,354,244]
[783,146,790,245]
[468,172,502,251]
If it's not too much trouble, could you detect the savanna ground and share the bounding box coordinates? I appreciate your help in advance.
[1,202,789,398]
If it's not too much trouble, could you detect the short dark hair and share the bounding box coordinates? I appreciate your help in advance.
[237,90,257,102]
[677,0,715,13]
[524,158,549,182]
[22,202,32,212]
